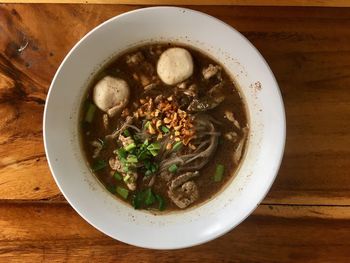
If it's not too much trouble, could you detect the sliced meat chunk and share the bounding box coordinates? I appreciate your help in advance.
[93,76,130,117]
[157,47,193,85]
[168,180,199,209]
[168,171,199,209]
[90,140,103,158]
[102,114,109,129]
[183,84,198,97]
[224,131,238,142]
[160,171,173,182]
[169,171,199,189]
[126,52,144,66]
[233,127,249,164]
[109,156,123,172]
[187,96,224,112]
[118,134,134,148]
[124,172,138,191]
[109,156,138,191]
[202,64,221,80]
[224,111,240,129]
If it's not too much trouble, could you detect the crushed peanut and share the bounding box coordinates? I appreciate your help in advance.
[148,124,156,134]
[129,96,196,146]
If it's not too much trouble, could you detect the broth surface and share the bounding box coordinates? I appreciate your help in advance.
[80,43,248,212]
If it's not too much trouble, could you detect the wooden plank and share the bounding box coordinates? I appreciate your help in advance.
[0,4,350,204]
[1,0,350,7]
[0,203,349,262]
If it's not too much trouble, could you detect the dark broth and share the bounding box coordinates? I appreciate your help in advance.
[80,43,248,212]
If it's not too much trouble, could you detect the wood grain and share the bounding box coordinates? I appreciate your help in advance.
[1,4,350,261]
[1,4,350,204]
[0,203,349,262]
[1,0,350,7]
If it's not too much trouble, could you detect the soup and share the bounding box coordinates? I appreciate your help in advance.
[80,43,248,212]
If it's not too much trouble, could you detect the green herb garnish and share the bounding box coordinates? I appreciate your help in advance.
[144,121,151,129]
[144,170,152,176]
[113,172,122,181]
[106,184,116,194]
[172,141,183,152]
[168,164,178,173]
[126,154,138,163]
[125,142,136,152]
[155,194,165,211]
[161,126,170,133]
[92,159,107,172]
[117,148,127,159]
[214,164,225,182]
[85,102,96,123]
[132,191,143,209]
[116,186,129,199]
[132,189,165,211]
[144,188,155,206]
[123,129,130,137]
[147,142,161,150]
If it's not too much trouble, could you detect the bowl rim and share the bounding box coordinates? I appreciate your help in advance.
[43,6,286,249]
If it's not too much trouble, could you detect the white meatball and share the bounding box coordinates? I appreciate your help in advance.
[93,76,130,117]
[157,47,193,85]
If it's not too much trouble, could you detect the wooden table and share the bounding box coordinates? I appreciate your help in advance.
[1,3,350,262]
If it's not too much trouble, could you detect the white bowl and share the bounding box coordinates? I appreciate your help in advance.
[44,7,285,249]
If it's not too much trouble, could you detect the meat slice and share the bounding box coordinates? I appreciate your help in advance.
[233,127,249,164]
[109,156,138,191]
[126,52,144,66]
[124,172,138,191]
[118,134,134,148]
[102,114,109,129]
[90,140,103,158]
[202,64,221,80]
[224,111,240,129]
[168,171,199,209]
[109,156,123,172]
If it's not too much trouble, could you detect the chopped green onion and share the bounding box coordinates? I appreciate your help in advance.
[125,142,136,152]
[123,129,130,137]
[144,170,152,177]
[149,149,159,157]
[106,184,116,194]
[85,103,96,123]
[113,172,122,181]
[168,164,178,173]
[144,121,151,129]
[123,174,130,182]
[150,163,159,173]
[144,188,155,206]
[155,194,165,211]
[116,186,129,199]
[143,139,149,146]
[214,164,225,182]
[144,159,151,169]
[147,142,161,151]
[126,154,138,163]
[92,160,107,172]
[172,141,183,151]
[123,166,129,173]
[161,126,170,133]
[117,148,127,159]
[132,192,143,209]
[138,149,149,160]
